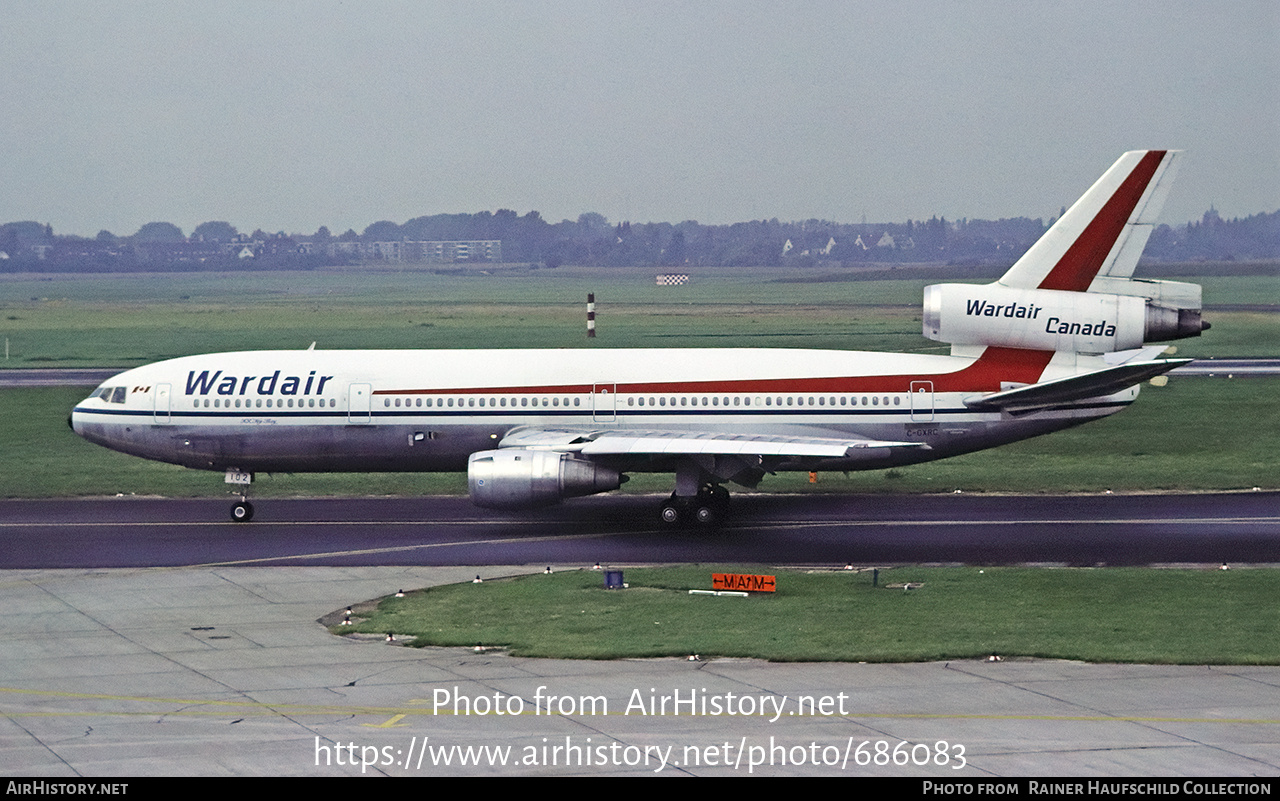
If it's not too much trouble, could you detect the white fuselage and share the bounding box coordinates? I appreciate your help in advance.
[71,346,1134,475]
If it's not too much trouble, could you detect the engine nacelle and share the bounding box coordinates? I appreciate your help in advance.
[468,449,623,509]
[922,283,1207,353]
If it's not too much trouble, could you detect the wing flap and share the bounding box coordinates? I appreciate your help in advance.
[498,427,924,459]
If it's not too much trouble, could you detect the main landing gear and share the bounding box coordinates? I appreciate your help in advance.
[659,484,730,528]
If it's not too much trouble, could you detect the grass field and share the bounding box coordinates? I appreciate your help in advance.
[339,565,1280,663]
[1,267,1276,498]
[1,268,1276,366]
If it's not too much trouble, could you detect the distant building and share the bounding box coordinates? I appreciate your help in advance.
[338,239,502,264]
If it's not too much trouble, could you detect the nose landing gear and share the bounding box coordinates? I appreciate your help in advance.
[225,469,255,522]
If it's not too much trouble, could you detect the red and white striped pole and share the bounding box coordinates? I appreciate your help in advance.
[587,292,596,338]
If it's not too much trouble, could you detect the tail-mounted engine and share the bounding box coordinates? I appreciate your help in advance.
[922,278,1208,354]
[468,449,623,509]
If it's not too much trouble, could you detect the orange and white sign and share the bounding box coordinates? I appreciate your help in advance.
[712,573,776,593]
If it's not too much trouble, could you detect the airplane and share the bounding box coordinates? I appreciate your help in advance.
[70,150,1208,525]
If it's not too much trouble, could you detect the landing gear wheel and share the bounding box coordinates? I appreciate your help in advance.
[692,484,729,528]
[231,501,255,522]
[660,501,683,527]
[694,504,718,527]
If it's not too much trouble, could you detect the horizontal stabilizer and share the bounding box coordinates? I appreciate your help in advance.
[963,359,1191,412]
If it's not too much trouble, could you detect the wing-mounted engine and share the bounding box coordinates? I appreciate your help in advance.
[467,449,623,509]
[922,280,1208,354]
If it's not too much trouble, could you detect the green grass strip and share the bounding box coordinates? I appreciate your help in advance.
[339,565,1280,664]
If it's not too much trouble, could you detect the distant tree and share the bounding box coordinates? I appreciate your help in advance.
[95,230,117,244]
[363,220,401,241]
[134,221,184,242]
[192,221,238,242]
[577,212,609,237]
[338,228,360,242]
[664,229,687,266]
[1,221,54,246]
[313,225,332,242]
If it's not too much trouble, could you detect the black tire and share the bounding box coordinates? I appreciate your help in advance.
[231,501,254,522]
[659,502,682,527]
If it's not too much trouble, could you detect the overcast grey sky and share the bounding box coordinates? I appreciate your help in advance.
[2,1,1276,237]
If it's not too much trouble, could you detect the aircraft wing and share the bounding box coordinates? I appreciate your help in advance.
[497,427,925,459]
[963,358,1191,413]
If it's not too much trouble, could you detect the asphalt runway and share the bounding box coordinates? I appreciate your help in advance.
[4,491,1279,569]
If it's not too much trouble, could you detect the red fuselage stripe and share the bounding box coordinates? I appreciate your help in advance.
[371,346,1055,396]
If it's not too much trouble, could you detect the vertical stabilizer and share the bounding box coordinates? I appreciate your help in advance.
[923,151,1205,354]
[997,150,1181,292]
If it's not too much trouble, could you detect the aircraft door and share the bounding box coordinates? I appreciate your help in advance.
[153,383,171,425]
[348,383,372,424]
[910,381,934,422]
[592,384,616,422]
